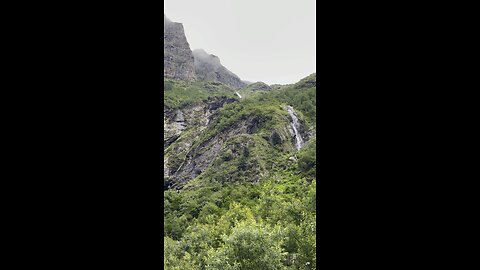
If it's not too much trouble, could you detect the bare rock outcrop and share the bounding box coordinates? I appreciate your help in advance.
[164,14,196,81]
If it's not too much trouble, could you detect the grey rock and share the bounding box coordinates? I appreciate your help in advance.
[163,96,238,187]
[164,14,196,81]
[174,110,185,122]
[163,15,248,87]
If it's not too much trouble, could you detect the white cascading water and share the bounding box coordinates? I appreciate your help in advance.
[286,105,304,150]
[235,91,242,98]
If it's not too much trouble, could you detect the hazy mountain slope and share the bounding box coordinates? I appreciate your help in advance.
[193,49,247,89]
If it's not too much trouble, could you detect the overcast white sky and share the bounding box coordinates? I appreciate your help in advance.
[164,0,316,85]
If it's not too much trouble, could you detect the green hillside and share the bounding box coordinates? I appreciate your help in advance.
[164,74,317,269]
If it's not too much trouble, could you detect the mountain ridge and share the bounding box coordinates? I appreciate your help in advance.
[164,14,247,88]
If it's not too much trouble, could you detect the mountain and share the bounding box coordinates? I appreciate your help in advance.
[164,15,246,88]
[164,74,316,189]
[164,14,196,81]
[193,49,247,89]
[163,14,316,270]
[163,75,317,269]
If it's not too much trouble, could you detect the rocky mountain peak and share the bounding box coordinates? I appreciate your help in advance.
[164,15,247,88]
[164,14,196,81]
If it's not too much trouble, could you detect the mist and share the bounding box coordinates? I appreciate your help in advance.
[164,0,316,85]
[164,14,171,23]
[192,49,222,69]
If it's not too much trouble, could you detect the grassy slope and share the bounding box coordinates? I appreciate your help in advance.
[163,75,317,269]
[164,79,238,109]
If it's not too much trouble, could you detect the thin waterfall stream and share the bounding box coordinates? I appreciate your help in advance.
[286,105,304,150]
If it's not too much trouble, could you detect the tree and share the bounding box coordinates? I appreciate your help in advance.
[298,139,316,178]
[206,221,286,270]
[164,236,196,269]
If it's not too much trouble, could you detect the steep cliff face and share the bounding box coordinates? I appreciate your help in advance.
[193,49,247,89]
[164,15,196,81]
[164,94,238,189]
[164,15,247,87]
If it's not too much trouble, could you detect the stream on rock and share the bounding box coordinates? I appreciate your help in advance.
[286,105,304,150]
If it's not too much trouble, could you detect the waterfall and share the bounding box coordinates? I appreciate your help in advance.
[235,91,242,98]
[286,105,304,150]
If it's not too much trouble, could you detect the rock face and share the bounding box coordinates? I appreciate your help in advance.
[193,49,247,89]
[164,96,237,189]
[164,15,247,87]
[164,14,196,81]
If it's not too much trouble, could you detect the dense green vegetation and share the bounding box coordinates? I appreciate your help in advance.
[164,74,316,269]
[235,76,316,126]
[164,150,316,269]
